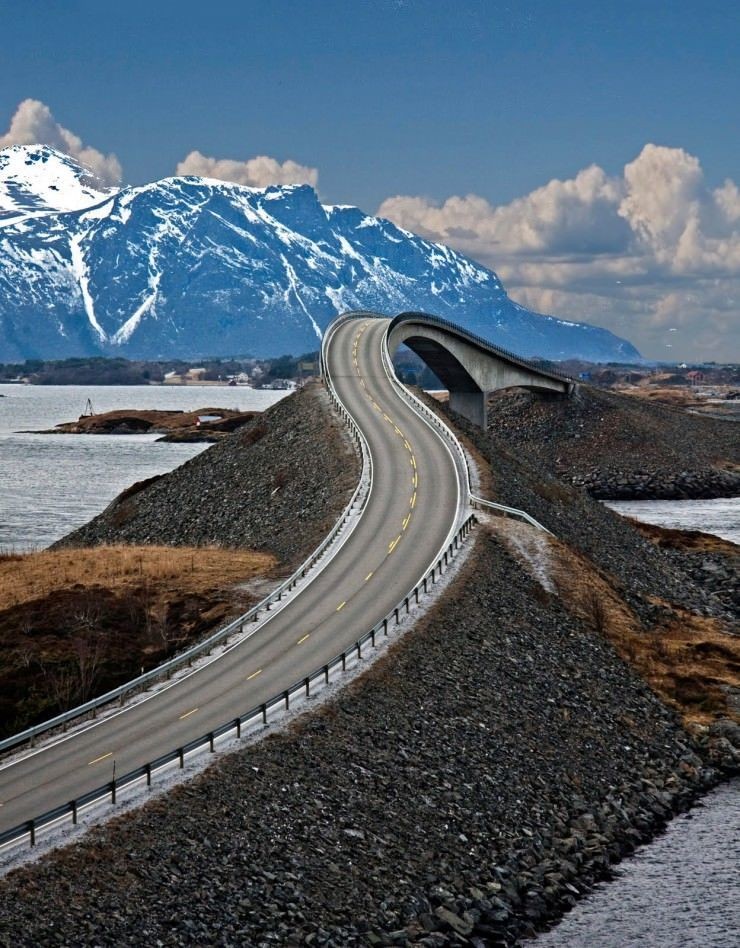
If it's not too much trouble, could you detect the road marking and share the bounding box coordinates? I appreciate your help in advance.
[179,707,199,720]
[297,633,311,644]
[404,439,412,451]
[411,455,417,468]
[402,514,410,530]
[388,535,401,553]
[394,425,403,435]
[411,491,417,508]
[335,601,346,611]
[413,472,418,487]
[246,669,262,681]
[383,413,392,423]
[364,571,373,581]
[87,751,112,766]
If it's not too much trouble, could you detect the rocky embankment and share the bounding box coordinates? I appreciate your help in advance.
[56,382,359,568]
[0,531,732,947]
[437,392,738,626]
[0,380,737,946]
[484,386,739,500]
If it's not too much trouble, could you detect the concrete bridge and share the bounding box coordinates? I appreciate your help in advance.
[387,311,576,428]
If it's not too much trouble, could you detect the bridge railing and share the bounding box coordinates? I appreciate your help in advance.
[388,310,576,387]
[0,332,374,757]
[0,512,478,853]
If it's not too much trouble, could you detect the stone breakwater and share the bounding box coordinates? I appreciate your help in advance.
[483,385,739,502]
[568,467,740,501]
[0,533,732,947]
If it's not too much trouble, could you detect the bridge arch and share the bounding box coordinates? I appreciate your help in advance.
[386,311,575,428]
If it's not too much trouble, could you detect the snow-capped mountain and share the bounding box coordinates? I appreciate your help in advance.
[0,145,641,363]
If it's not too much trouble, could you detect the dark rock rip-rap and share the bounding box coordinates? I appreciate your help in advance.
[0,532,726,947]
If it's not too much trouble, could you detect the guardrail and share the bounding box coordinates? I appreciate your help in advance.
[469,496,553,535]
[1,310,547,852]
[0,335,374,757]
[0,512,477,852]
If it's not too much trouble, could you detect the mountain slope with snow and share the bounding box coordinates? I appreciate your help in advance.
[0,146,641,362]
[0,145,114,223]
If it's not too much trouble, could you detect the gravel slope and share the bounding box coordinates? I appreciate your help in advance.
[0,532,720,947]
[56,382,359,569]
[484,386,739,499]
[440,396,737,625]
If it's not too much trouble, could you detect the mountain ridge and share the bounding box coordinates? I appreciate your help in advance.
[0,145,641,363]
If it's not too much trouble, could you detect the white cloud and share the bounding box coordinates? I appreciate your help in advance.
[378,144,740,361]
[176,150,318,188]
[0,99,122,186]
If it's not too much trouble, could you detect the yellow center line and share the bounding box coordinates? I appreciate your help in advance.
[179,707,199,720]
[383,413,392,423]
[87,751,112,766]
[394,425,403,435]
[402,514,411,530]
[364,571,373,581]
[411,491,417,508]
[336,601,346,611]
[411,455,417,468]
[297,633,311,644]
[246,669,262,681]
[388,535,401,553]
[404,440,412,451]
[413,472,418,487]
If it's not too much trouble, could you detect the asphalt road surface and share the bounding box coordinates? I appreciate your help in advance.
[0,315,464,837]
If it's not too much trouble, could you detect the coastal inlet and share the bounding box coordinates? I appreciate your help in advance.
[0,383,286,549]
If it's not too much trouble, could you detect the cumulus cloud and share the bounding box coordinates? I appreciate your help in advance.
[0,99,122,186]
[176,150,318,188]
[378,144,740,361]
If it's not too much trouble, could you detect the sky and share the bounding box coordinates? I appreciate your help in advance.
[1,0,739,361]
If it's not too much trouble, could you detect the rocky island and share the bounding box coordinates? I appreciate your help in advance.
[29,406,261,442]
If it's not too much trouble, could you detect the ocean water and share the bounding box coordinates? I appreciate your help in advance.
[0,384,286,550]
[606,497,740,545]
[534,779,740,947]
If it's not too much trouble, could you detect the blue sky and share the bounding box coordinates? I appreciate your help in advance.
[1,0,739,359]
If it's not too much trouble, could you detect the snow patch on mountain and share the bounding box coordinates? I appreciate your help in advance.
[0,145,114,220]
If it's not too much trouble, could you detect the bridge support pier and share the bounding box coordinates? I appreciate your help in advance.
[449,390,487,429]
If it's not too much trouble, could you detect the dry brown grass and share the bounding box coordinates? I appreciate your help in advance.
[0,545,277,611]
[627,519,739,554]
[549,539,740,726]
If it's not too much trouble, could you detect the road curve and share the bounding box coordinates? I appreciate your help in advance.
[0,315,464,838]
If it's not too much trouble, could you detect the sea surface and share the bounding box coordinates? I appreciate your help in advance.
[0,384,285,550]
[606,496,740,544]
[537,499,738,947]
[534,779,740,947]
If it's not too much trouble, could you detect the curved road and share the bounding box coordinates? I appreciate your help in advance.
[0,315,464,839]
